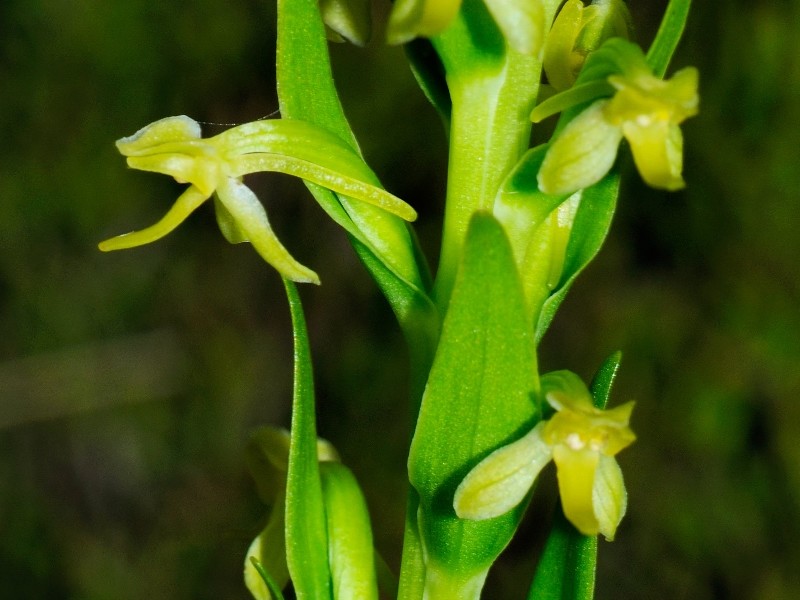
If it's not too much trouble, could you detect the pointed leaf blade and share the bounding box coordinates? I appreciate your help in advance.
[408,213,539,584]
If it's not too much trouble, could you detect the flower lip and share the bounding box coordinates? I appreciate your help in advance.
[606,67,699,125]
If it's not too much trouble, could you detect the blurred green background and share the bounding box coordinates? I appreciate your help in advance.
[1,1,798,598]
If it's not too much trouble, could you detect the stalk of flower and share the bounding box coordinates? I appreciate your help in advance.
[99,115,416,284]
[454,370,635,540]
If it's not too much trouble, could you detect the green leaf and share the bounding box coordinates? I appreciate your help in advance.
[276,0,433,313]
[646,0,692,78]
[397,489,426,600]
[283,280,332,600]
[495,145,568,258]
[408,213,539,591]
[276,0,354,146]
[404,38,452,128]
[526,503,598,600]
[589,351,623,410]
[320,462,379,600]
[274,11,440,599]
[536,170,620,343]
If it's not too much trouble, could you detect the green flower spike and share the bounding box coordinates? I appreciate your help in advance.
[538,63,698,195]
[454,370,635,540]
[100,116,416,284]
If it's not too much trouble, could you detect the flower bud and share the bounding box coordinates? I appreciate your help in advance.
[544,0,632,91]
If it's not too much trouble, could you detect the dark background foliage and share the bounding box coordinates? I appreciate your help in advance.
[1,1,798,598]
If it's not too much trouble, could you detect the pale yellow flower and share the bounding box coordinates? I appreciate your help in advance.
[454,370,635,539]
[538,65,698,194]
[100,116,415,284]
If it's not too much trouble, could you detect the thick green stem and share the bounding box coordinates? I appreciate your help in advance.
[433,63,539,310]
[429,0,562,312]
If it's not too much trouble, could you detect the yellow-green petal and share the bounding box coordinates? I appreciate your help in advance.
[454,423,552,521]
[320,462,379,600]
[575,0,632,57]
[541,369,594,413]
[592,454,626,540]
[543,0,632,91]
[215,178,320,285]
[543,0,586,91]
[115,115,202,156]
[622,119,685,190]
[552,445,600,535]
[538,100,623,195]
[98,185,210,252]
[597,401,636,453]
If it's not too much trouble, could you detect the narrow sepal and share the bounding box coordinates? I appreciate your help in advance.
[538,100,622,195]
[98,186,209,251]
[216,179,320,284]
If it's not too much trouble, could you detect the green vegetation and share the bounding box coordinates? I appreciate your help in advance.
[1,1,798,598]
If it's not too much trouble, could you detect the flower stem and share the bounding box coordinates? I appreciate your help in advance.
[432,51,543,312]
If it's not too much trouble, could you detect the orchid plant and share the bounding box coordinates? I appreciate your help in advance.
[100,0,697,597]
